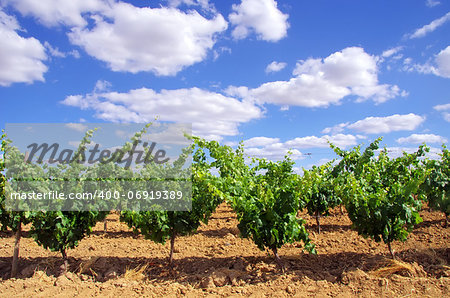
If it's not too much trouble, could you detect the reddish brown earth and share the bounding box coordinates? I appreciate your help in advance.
[0,203,448,297]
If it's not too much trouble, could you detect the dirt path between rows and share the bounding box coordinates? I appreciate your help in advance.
[0,203,448,297]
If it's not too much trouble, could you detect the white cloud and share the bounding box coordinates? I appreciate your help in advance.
[382,46,403,58]
[403,57,412,65]
[43,41,80,59]
[7,0,226,74]
[435,46,450,78]
[4,0,109,27]
[304,158,333,170]
[404,46,450,78]
[0,10,47,86]
[434,103,450,122]
[433,103,450,111]
[321,122,349,134]
[265,61,287,73]
[382,146,442,160]
[397,134,447,144]
[229,0,289,42]
[142,123,192,146]
[347,113,425,134]
[67,2,227,75]
[223,141,238,147]
[94,80,112,92]
[6,1,227,75]
[244,136,279,147]
[228,47,404,108]
[408,12,450,39]
[324,114,427,139]
[65,123,88,132]
[242,133,357,161]
[443,113,450,122]
[44,41,65,58]
[426,0,441,7]
[213,46,232,61]
[285,134,357,149]
[61,86,263,141]
[245,143,302,161]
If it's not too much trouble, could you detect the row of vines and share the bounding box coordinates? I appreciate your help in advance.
[0,127,448,277]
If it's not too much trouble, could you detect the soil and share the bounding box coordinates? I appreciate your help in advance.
[0,203,448,297]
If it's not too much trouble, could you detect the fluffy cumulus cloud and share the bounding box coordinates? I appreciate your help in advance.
[434,103,450,111]
[404,46,450,78]
[4,0,109,27]
[6,0,228,75]
[245,143,302,161]
[285,134,357,149]
[434,103,450,122]
[228,47,404,108]
[244,136,279,147]
[382,146,442,160]
[229,0,289,42]
[61,86,262,141]
[0,10,47,86]
[65,123,88,132]
[408,12,450,39]
[346,113,425,134]
[322,113,426,135]
[396,134,447,144]
[68,2,227,75]
[242,134,357,161]
[265,61,287,73]
[321,122,349,135]
[435,46,450,78]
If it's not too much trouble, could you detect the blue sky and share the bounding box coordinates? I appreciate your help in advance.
[1,0,449,170]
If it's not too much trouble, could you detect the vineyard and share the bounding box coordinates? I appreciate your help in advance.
[0,129,449,296]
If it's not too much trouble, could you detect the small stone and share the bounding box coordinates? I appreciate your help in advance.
[20,265,35,277]
[201,276,216,289]
[114,281,128,287]
[323,272,337,283]
[104,269,118,280]
[54,275,71,286]
[212,270,229,287]
[232,259,246,271]
[65,272,77,281]
[33,270,51,282]
[317,280,329,288]
[286,285,294,294]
